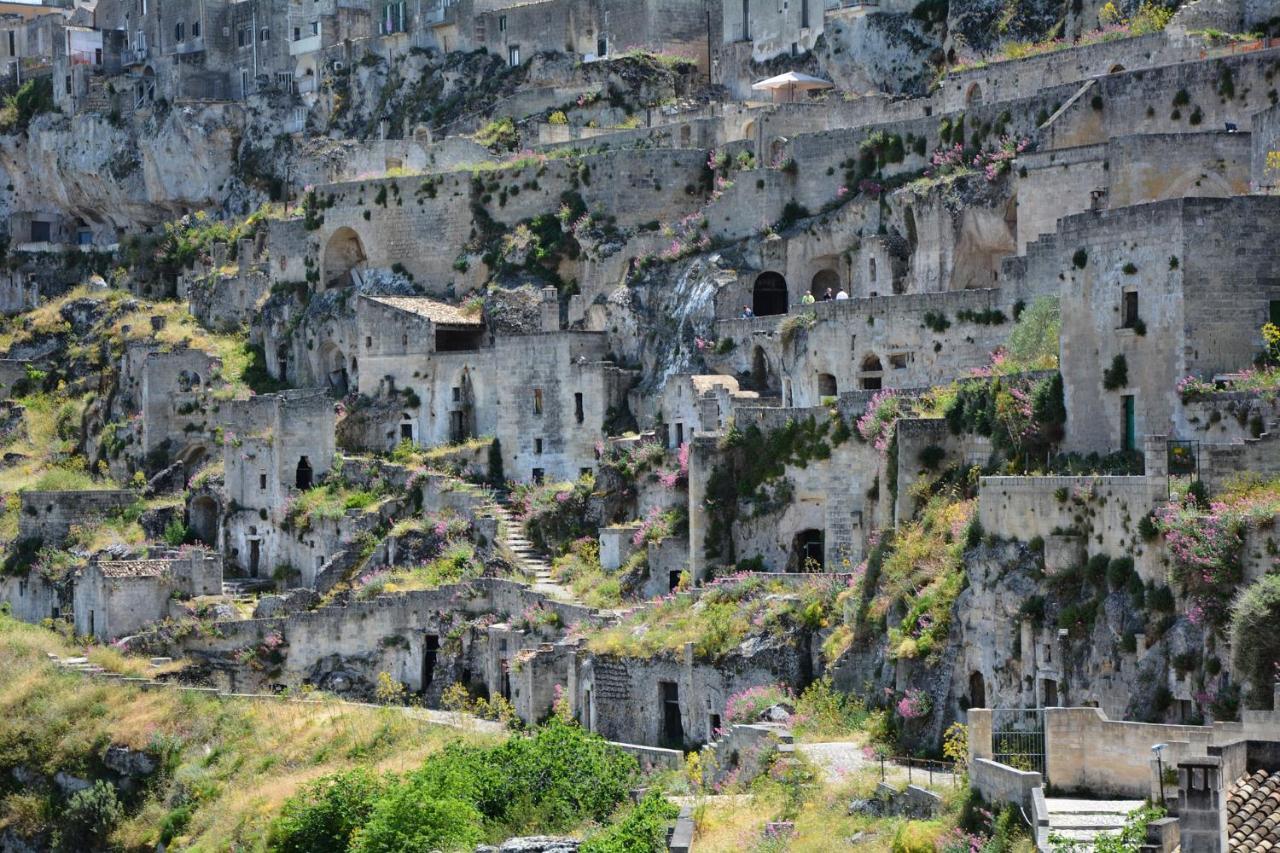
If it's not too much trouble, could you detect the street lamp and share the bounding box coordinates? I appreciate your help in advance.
[1152,743,1169,806]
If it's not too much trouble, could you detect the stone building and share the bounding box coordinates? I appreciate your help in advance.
[72,550,223,641]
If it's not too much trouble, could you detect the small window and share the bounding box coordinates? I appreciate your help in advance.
[175,22,184,41]
[498,14,507,32]
[1122,291,1139,329]
[192,20,200,38]
[451,386,461,402]
[534,438,543,454]
[365,336,372,348]
[1269,299,1280,327]
[889,353,909,369]
[533,388,543,415]
[237,27,246,47]
[508,44,520,67]
[869,257,877,283]
[259,27,270,42]
[259,473,267,490]
[310,21,319,36]
[574,392,584,424]
[531,467,545,484]
[64,74,70,94]
[293,26,301,40]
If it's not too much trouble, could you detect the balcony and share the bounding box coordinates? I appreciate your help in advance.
[289,33,322,55]
[173,37,205,55]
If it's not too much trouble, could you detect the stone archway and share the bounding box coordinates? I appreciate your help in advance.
[965,82,982,106]
[751,346,779,395]
[752,272,788,316]
[969,671,987,709]
[322,226,367,289]
[296,456,314,490]
[817,373,837,398]
[811,268,840,298]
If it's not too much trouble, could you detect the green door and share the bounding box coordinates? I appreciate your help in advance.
[1122,396,1136,452]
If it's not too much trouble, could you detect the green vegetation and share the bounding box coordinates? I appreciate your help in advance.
[272,718,652,852]
[584,575,839,661]
[0,77,54,133]
[1231,571,1280,708]
[0,614,500,849]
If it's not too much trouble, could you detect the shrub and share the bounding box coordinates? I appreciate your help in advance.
[892,820,945,852]
[1086,553,1111,586]
[1231,574,1280,708]
[54,781,123,853]
[579,790,677,853]
[163,518,189,547]
[1106,556,1135,591]
[349,794,484,853]
[271,768,388,853]
[1103,354,1128,390]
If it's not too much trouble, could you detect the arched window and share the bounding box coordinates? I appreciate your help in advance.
[818,373,837,398]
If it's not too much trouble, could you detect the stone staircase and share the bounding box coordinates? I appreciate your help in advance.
[488,498,565,600]
[221,578,275,600]
[1044,798,1145,849]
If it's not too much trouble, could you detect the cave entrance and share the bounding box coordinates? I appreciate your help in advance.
[790,528,824,572]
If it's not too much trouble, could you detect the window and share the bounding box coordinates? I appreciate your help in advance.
[889,353,909,369]
[869,257,877,283]
[380,1,405,35]
[293,26,301,40]
[175,22,184,41]
[141,0,146,14]
[1122,291,1139,329]
[1122,395,1136,452]
[8,31,14,57]
[533,388,543,415]
[675,423,684,445]
[192,20,200,38]
[259,27,270,42]
[451,386,461,402]
[801,0,809,28]
[310,21,319,36]
[574,392,584,424]
[258,473,266,490]
[365,336,372,347]
[596,37,607,57]
[64,74,70,95]
[1270,299,1280,327]
[531,467,545,484]
[508,44,520,67]
[534,438,543,454]
[498,14,507,32]
[237,27,247,47]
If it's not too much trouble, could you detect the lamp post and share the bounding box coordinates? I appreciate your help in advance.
[1152,743,1168,806]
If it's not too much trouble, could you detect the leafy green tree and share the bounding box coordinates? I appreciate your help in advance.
[269,767,387,853]
[54,781,123,853]
[1232,574,1280,708]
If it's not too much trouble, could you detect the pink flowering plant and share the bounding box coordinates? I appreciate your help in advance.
[896,688,932,720]
[723,684,794,726]
[856,389,901,453]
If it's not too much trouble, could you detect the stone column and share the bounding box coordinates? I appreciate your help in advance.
[969,708,993,762]
[686,436,715,583]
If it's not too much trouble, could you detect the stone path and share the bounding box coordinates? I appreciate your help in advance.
[796,741,958,790]
[1044,798,1145,848]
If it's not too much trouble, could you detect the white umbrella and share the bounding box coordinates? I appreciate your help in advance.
[750,71,834,102]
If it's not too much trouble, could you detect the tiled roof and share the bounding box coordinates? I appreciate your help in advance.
[95,560,169,578]
[1228,769,1280,851]
[365,296,482,326]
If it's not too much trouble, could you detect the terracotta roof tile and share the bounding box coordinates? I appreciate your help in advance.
[1230,770,1280,852]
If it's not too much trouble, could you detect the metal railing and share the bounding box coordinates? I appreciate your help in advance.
[875,754,960,787]
[991,708,1046,777]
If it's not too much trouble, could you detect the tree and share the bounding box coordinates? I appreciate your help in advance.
[270,767,388,853]
[54,781,123,853]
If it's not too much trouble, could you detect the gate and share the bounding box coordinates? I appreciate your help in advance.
[1168,439,1199,480]
[991,708,1046,778]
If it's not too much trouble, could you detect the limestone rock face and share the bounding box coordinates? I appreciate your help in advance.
[945,0,1064,55]
[0,107,242,230]
[819,13,940,97]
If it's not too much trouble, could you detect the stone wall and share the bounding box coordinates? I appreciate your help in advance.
[18,490,138,546]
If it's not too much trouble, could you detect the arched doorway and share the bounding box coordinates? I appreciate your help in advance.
[811,268,840,298]
[817,373,837,398]
[752,272,788,316]
[965,83,982,106]
[176,369,202,392]
[790,529,824,572]
[322,226,367,289]
[859,354,883,390]
[969,671,987,710]
[189,495,219,545]
[295,456,313,490]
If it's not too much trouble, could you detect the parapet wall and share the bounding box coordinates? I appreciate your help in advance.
[18,490,138,546]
